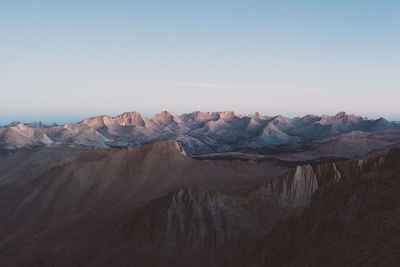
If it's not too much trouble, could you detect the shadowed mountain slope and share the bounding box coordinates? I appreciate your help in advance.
[1,140,400,266]
[254,147,400,267]
[0,140,290,266]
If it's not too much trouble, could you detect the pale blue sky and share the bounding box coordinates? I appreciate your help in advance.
[1,0,399,125]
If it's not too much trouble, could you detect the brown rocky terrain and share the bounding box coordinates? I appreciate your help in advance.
[0,140,287,266]
[0,140,399,266]
[254,147,400,267]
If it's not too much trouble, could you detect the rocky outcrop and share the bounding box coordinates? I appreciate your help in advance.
[165,188,265,249]
[166,189,231,249]
[254,147,400,267]
[284,165,319,207]
[260,165,319,208]
[117,187,270,251]
[313,162,342,185]
[255,164,326,209]
[252,157,383,210]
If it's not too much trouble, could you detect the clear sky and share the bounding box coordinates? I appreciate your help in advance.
[1,0,399,125]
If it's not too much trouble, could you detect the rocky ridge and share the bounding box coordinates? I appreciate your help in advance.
[0,111,398,157]
[0,140,399,266]
[254,147,400,267]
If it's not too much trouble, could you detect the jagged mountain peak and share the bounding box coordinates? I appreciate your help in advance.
[0,111,397,156]
[270,115,292,125]
[154,110,178,119]
[181,111,239,123]
[336,111,350,118]
[81,111,147,126]
[6,121,21,127]
[369,117,394,131]
[117,111,144,118]
[217,111,237,118]
[320,111,364,123]
[154,110,177,117]
[335,111,363,119]
[114,111,146,125]
[153,111,181,126]
[253,111,263,118]
[181,111,218,120]
[374,117,390,123]
[26,121,48,128]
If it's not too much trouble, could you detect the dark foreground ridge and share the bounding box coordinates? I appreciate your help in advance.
[254,147,400,267]
[0,140,399,266]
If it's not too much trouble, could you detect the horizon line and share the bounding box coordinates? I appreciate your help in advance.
[1,110,397,127]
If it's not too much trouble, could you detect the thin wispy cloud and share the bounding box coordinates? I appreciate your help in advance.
[124,82,331,92]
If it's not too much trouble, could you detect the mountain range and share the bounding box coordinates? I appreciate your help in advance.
[1,111,400,266]
[1,111,399,159]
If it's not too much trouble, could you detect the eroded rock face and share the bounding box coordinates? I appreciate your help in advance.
[286,165,319,207]
[166,189,232,249]
[1,140,399,267]
[254,159,378,209]
[314,162,342,185]
[254,147,400,267]
[255,165,319,208]
[119,188,270,251]
[164,188,266,249]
